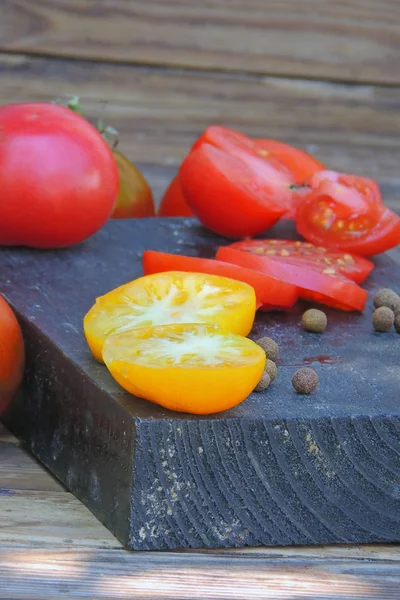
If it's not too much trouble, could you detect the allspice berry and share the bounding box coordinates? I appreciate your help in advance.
[254,372,271,392]
[292,368,318,394]
[395,315,400,333]
[256,337,279,362]
[301,309,327,333]
[373,288,400,311]
[264,359,277,382]
[372,306,394,332]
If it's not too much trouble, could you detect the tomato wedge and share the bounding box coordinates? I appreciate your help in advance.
[142,250,298,309]
[295,170,400,256]
[256,139,326,185]
[216,246,368,311]
[180,143,294,238]
[102,323,266,414]
[228,239,374,284]
[158,175,194,217]
[83,271,256,361]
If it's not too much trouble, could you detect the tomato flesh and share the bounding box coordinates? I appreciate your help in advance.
[0,103,119,248]
[84,271,256,361]
[180,143,292,238]
[256,139,326,185]
[216,246,368,311]
[103,323,266,414]
[228,239,374,284]
[142,250,298,309]
[295,170,399,256]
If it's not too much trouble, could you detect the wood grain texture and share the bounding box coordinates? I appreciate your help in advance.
[1,547,400,600]
[2,0,400,84]
[0,54,400,212]
[2,219,400,551]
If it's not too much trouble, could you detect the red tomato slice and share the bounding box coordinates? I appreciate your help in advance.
[228,239,374,284]
[216,246,368,312]
[142,250,298,309]
[158,175,194,217]
[179,143,294,238]
[295,170,398,256]
[256,139,326,185]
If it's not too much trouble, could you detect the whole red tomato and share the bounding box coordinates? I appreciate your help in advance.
[0,103,119,248]
[0,296,24,415]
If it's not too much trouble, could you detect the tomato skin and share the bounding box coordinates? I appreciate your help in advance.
[0,103,119,248]
[216,246,368,312]
[111,150,155,219]
[142,250,298,308]
[158,175,194,217]
[228,239,374,284]
[256,139,326,185]
[103,323,265,415]
[0,296,24,415]
[180,143,291,238]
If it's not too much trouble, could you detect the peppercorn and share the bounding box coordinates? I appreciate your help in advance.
[256,337,279,362]
[373,288,400,311]
[292,368,318,394]
[395,315,400,333]
[254,372,271,392]
[372,306,394,332]
[301,308,327,333]
[264,359,277,382]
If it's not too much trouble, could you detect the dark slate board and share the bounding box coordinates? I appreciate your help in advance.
[1,218,400,551]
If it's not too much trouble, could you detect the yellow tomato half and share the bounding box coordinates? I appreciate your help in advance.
[112,150,155,219]
[83,271,256,361]
[103,323,265,414]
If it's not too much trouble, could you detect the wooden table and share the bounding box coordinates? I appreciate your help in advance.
[1,2,400,597]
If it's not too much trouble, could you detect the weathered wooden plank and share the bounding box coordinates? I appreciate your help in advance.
[0,441,64,493]
[1,547,400,600]
[2,0,400,84]
[0,490,120,548]
[2,219,400,551]
[0,54,400,211]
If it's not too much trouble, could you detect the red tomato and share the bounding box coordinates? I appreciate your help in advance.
[180,143,294,238]
[142,250,298,309]
[0,103,119,248]
[228,239,374,284]
[216,246,368,311]
[295,170,400,256]
[0,296,24,415]
[256,139,326,185]
[158,175,194,217]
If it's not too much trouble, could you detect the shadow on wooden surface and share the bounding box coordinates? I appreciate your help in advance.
[2,0,400,84]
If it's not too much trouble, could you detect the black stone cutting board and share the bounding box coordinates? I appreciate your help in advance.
[1,218,400,550]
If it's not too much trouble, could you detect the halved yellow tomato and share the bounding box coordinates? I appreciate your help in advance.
[103,323,266,414]
[84,271,256,361]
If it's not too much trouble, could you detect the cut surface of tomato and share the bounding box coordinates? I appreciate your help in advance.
[103,323,266,414]
[84,271,256,361]
[256,139,326,185]
[180,143,292,238]
[228,239,374,284]
[216,246,368,312]
[158,175,194,217]
[295,170,397,255]
[142,250,298,309]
